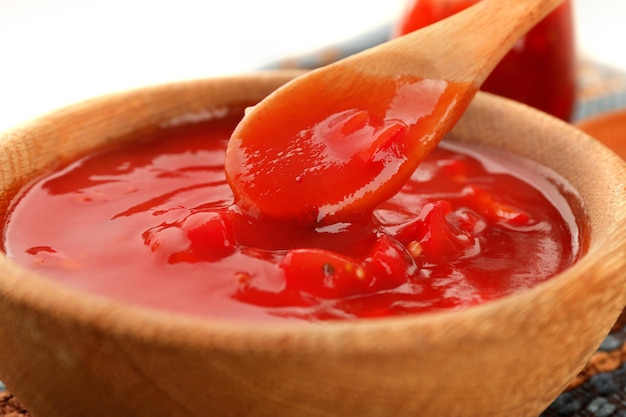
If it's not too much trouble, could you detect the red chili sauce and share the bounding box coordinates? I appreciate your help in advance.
[1,116,581,322]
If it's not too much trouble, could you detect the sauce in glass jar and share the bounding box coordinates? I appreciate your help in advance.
[393,0,576,121]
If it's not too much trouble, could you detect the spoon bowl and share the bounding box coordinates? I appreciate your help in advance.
[0,71,625,417]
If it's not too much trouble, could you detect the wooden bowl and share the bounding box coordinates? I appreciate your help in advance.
[1,71,626,417]
[576,108,626,160]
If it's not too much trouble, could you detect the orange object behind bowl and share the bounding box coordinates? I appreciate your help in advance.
[577,108,626,160]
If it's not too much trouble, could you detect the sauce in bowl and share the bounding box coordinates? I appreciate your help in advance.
[1,114,581,322]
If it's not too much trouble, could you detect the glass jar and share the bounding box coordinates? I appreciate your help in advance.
[393,0,576,121]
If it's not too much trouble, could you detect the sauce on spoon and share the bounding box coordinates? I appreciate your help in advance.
[226,72,475,225]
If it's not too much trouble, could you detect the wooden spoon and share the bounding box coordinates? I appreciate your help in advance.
[225,0,566,226]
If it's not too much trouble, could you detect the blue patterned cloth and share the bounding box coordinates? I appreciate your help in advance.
[542,322,626,417]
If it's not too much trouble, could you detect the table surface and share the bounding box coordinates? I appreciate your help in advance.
[2,1,626,416]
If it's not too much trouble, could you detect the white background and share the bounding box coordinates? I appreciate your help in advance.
[0,0,625,132]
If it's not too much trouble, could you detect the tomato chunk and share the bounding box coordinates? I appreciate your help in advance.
[392,200,477,265]
[183,211,236,260]
[144,210,236,263]
[281,249,368,299]
[281,234,415,299]
[463,185,531,226]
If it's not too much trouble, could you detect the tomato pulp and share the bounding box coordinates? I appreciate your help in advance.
[394,0,576,121]
[2,116,581,322]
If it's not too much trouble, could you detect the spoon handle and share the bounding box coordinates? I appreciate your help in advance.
[343,0,567,85]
